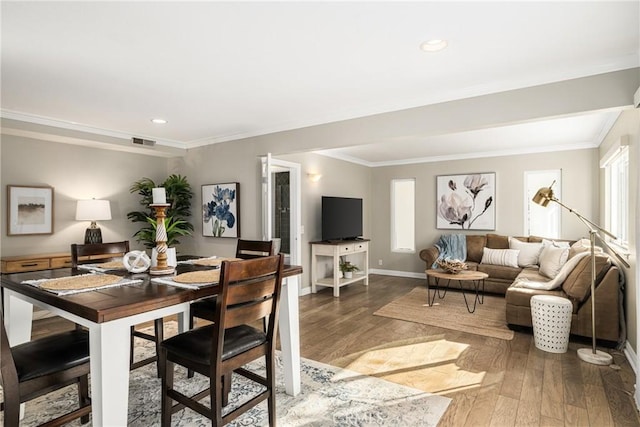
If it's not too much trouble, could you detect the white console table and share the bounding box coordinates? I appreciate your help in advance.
[311,240,369,297]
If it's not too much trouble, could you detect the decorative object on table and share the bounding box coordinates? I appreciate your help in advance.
[75,198,112,243]
[127,175,194,249]
[149,202,174,275]
[202,182,240,238]
[436,173,495,230]
[339,260,359,279]
[123,250,151,273]
[532,180,630,365]
[436,258,468,274]
[7,185,54,236]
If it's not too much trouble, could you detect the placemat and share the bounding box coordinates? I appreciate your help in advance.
[152,269,220,289]
[177,256,241,267]
[23,273,143,296]
[77,259,126,272]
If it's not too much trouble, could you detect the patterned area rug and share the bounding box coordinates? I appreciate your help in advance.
[374,286,514,340]
[1,322,450,426]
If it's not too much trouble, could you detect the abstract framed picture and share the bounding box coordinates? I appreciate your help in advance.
[202,182,240,238]
[7,185,54,235]
[436,173,495,230]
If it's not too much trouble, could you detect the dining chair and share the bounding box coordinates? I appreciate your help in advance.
[70,241,165,377]
[186,239,275,380]
[189,239,275,329]
[0,310,92,426]
[160,254,284,426]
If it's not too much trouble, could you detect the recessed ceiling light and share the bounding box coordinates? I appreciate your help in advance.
[420,39,448,52]
[151,118,167,124]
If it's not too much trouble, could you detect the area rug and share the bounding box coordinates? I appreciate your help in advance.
[1,322,450,426]
[374,286,514,340]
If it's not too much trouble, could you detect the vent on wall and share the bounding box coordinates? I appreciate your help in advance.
[132,137,156,146]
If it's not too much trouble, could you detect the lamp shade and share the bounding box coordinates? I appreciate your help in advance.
[532,186,554,207]
[75,199,112,221]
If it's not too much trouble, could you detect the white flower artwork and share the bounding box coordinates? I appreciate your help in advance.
[436,173,496,230]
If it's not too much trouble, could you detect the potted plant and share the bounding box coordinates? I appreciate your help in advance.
[340,260,359,279]
[127,175,194,255]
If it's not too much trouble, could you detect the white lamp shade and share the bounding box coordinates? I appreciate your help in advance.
[75,199,112,221]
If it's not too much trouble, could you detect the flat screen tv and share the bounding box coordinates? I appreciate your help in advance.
[322,196,363,241]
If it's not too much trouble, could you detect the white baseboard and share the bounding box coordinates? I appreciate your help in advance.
[369,268,426,279]
[299,286,312,296]
[624,340,637,374]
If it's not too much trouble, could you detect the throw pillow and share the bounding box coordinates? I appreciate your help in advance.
[480,247,520,268]
[538,244,570,279]
[568,238,604,259]
[509,237,543,267]
[542,238,571,248]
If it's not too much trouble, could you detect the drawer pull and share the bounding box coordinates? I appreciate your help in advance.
[21,263,39,267]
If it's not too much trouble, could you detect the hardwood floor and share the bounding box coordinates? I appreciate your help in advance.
[31,274,640,426]
[297,275,640,427]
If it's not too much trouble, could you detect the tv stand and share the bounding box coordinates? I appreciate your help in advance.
[310,239,369,297]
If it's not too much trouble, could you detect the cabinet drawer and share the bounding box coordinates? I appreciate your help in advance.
[338,244,355,254]
[354,242,368,251]
[3,259,50,273]
[51,257,73,269]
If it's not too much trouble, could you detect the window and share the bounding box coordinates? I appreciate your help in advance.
[524,170,561,238]
[602,141,629,249]
[391,178,415,253]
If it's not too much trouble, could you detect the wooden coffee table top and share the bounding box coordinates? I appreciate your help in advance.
[426,269,489,281]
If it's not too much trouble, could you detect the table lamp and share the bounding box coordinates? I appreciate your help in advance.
[532,181,629,365]
[76,199,112,244]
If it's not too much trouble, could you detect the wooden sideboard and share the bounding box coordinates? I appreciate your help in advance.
[1,252,114,273]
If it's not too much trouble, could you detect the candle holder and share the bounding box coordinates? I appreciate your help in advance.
[149,203,175,275]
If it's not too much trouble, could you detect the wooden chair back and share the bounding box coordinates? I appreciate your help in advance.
[71,241,130,267]
[235,239,275,259]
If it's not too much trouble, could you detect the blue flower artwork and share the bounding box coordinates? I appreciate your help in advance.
[202,183,240,237]
[436,173,495,230]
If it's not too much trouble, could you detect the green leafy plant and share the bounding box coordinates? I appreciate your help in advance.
[339,260,359,273]
[127,175,194,248]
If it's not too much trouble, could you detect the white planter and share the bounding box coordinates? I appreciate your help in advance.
[151,247,177,267]
[344,271,353,279]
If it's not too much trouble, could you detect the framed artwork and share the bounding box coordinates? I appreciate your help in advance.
[7,185,54,235]
[202,182,240,238]
[436,173,495,230]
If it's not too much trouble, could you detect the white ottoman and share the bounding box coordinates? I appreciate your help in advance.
[530,295,573,353]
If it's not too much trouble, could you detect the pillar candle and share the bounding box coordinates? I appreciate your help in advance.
[152,187,166,204]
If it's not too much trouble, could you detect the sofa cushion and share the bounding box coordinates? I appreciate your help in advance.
[509,237,543,267]
[481,248,520,268]
[466,235,486,263]
[505,285,569,310]
[562,254,612,303]
[538,245,569,279]
[486,233,509,249]
[477,263,522,281]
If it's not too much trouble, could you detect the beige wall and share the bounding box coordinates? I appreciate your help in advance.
[369,149,598,274]
[599,109,640,351]
[0,135,169,256]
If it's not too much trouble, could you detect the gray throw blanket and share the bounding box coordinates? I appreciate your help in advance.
[432,234,467,268]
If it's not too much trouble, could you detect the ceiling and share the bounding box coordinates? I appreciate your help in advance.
[1,2,638,165]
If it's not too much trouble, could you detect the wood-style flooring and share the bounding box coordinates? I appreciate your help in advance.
[31,274,640,426]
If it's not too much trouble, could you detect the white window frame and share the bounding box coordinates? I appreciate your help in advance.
[601,139,629,251]
[391,178,415,253]
[524,170,562,238]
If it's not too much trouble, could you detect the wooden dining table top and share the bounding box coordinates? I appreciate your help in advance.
[0,257,302,324]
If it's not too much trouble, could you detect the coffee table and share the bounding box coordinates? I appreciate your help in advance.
[425,269,489,313]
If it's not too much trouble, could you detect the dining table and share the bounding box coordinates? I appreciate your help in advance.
[1,256,303,427]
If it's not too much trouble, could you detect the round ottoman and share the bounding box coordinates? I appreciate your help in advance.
[530,295,573,353]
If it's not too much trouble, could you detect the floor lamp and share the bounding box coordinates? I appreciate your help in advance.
[532,181,630,365]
